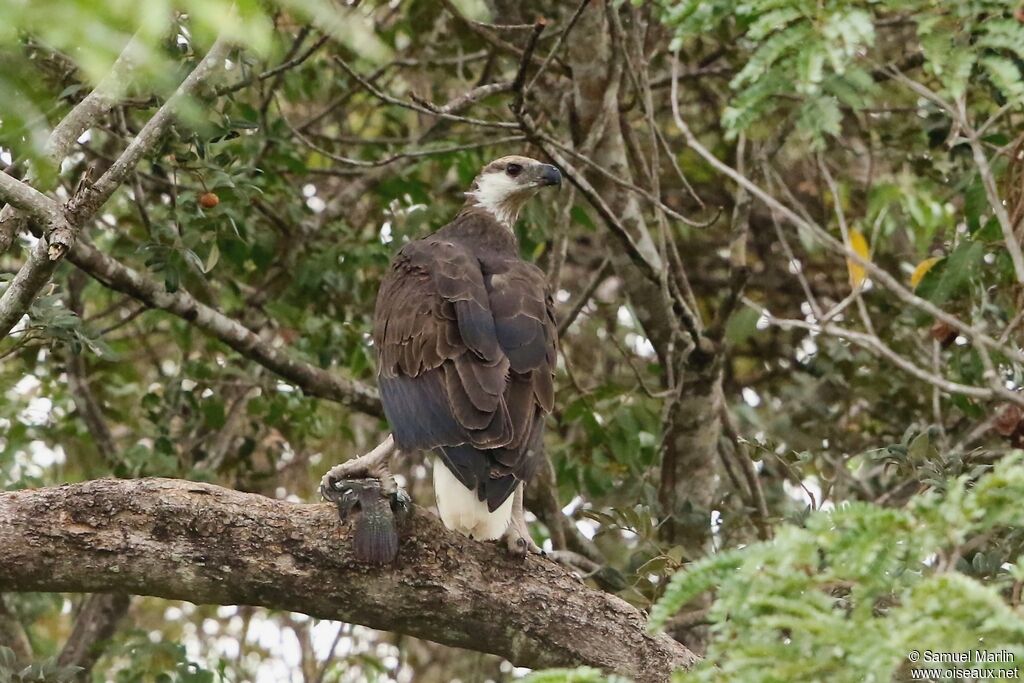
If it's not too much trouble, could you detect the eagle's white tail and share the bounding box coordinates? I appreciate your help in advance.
[433,458,513,540]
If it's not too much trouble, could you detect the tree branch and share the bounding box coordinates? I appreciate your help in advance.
[746,298,1024,406]
[0,594,32,665]
[63,38,232,231]
[57,593,130,677]
[667,53,1024,370]
[0,478,696,681]
[0,170,65,225]
[64,238,383,417]
[0,38,231,339]
[214,33,329,97]
[332,56,519,130]
[437,0,567,76]
[0,36,141,254]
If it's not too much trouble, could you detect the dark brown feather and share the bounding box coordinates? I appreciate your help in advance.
[373,208,558,510]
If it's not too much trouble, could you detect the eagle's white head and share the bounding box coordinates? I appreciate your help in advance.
[465,155,562,229]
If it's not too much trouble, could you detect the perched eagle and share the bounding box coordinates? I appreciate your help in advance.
[322,155,561,557]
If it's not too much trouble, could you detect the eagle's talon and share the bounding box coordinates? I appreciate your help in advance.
[389,488,412,510]
[319,469,348,502]
[504,526,541,557]
[499,485,543,557]
[321,479,363,522]
[389,489,412,526]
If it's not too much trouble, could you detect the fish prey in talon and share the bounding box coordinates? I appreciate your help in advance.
[321,477,410,565]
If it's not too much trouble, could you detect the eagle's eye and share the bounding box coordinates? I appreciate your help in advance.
[506,163,523,177]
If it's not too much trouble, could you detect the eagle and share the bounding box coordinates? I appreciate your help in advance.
[322,155,561,560]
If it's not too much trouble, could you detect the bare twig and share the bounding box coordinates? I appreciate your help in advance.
[720,406,771,540]
[880,68,1024,284]
[57,593,131,676]
[525,0,589,94]
[420,81,514,115]
[286,118,524,167]
[669,53,1024,369]
[67,352,119,468]
[546,183,577,291]
[557,258,612,337]
[512,21,547,103]
[541,134,718,228]
[965,121,1024,286]
[437,0,566,76]
[313,623,347,683]
[817,155,876,337]
[65,38,232,227]
[745,298,1022,406]
[332,56,519,130]
[932,339,948,449]
[214,34,329,97]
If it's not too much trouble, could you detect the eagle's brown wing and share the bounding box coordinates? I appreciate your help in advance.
[373,237,557,510]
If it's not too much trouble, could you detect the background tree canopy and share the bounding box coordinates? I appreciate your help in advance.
[2,0,1024,681]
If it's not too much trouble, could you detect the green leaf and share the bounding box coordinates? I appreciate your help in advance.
[724,305,765,344]
[907,431,930,464]
[203,243,220,273]
[914,241,984,307]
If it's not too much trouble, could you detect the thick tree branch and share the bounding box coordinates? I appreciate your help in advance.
[0,479,696,681]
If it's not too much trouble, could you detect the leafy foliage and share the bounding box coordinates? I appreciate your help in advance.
[0,647,81,683]
[653,0,1024,145]
[650,454,1024,681]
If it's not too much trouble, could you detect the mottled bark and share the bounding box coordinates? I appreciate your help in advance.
[565,5,674,359]
[657,362,722,554]
[656,359,722,653]
[0,479,696,681]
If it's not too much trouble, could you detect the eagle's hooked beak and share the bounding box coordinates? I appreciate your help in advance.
[538,164,562,187]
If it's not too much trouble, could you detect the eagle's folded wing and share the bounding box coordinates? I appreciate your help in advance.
[374,239,510,451]
[373,238,557,509]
